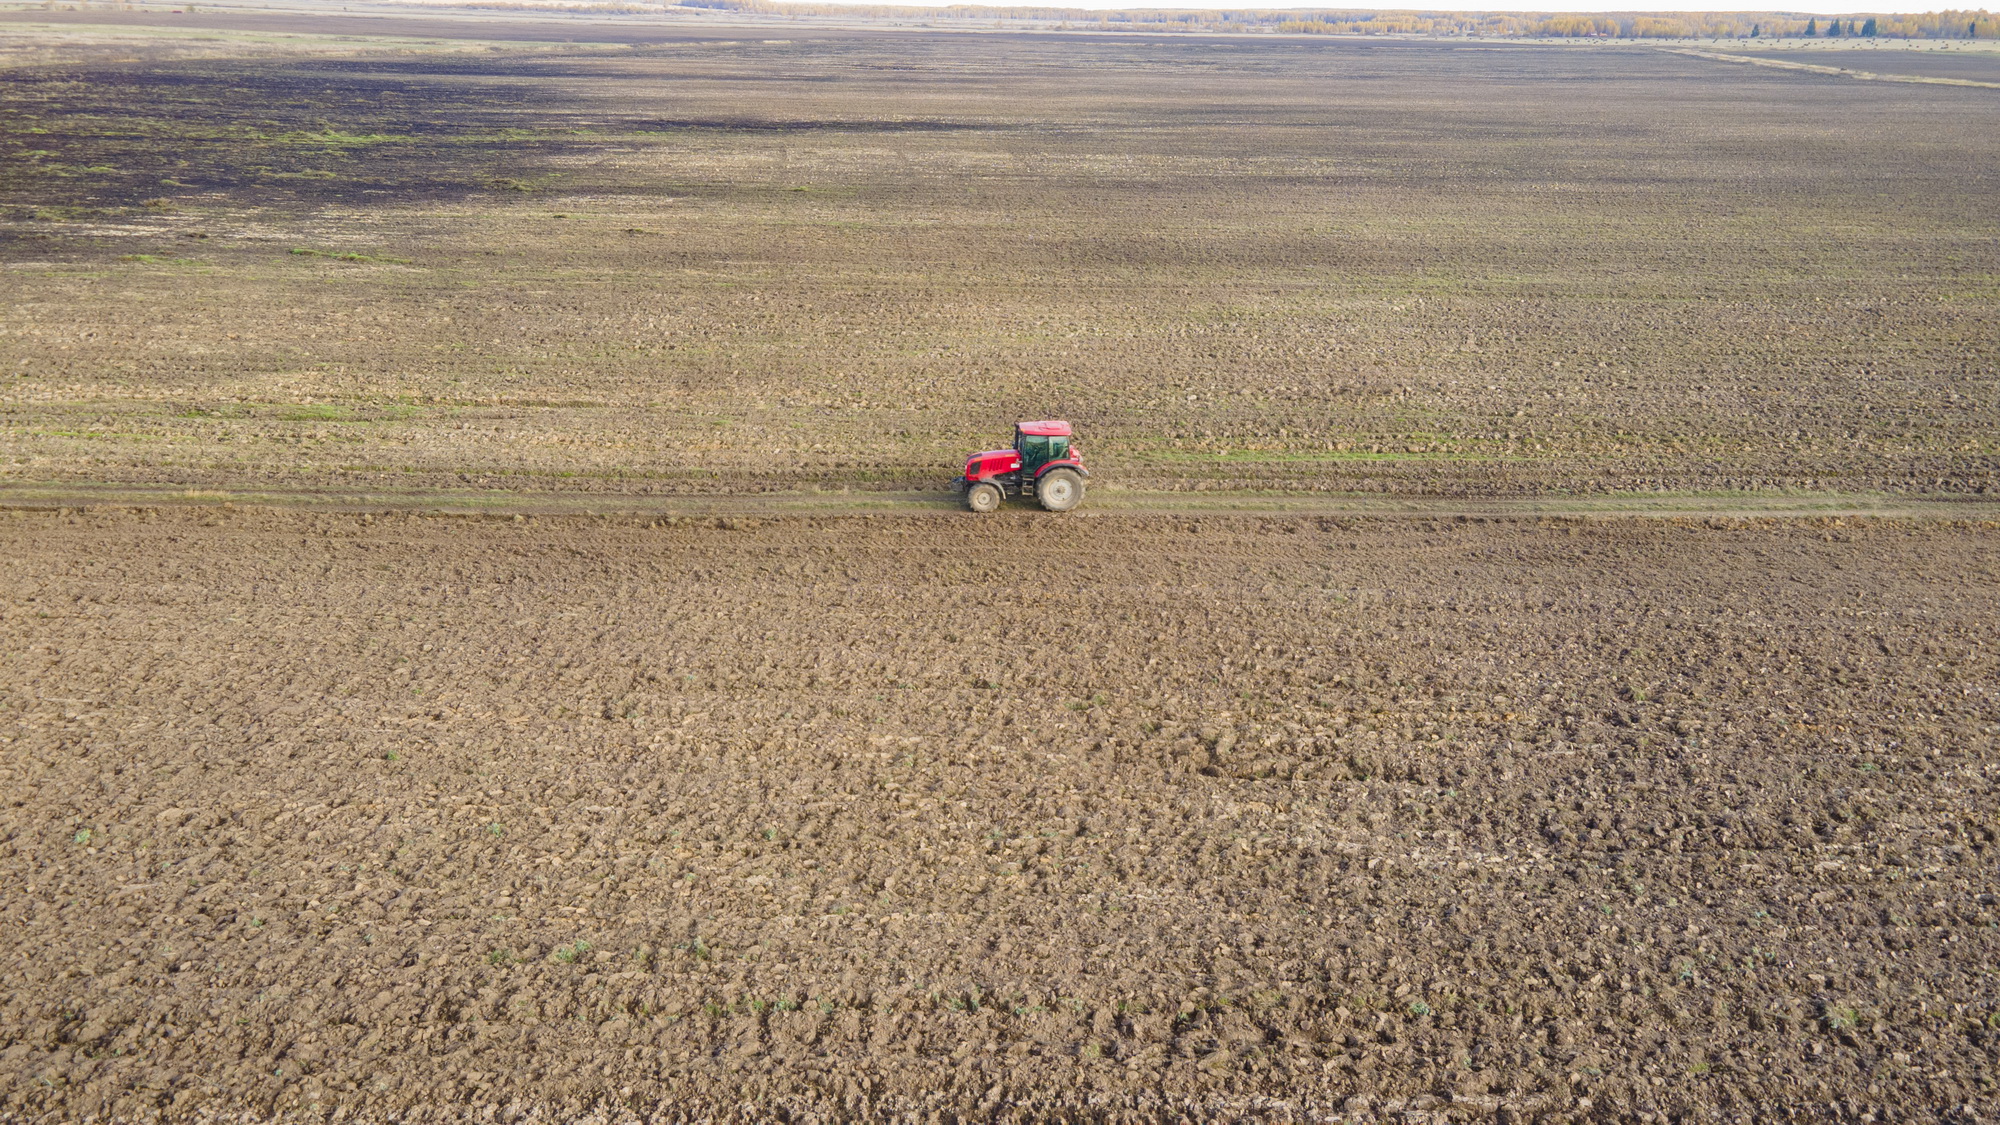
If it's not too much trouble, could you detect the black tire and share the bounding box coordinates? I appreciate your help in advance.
[966,482,1002,513]
[1037,469,1083,512]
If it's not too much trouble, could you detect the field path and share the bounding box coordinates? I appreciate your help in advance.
[1671,46,2000,89]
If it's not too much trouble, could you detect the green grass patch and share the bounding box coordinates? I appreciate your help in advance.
[274,404,350,422]
[175,402,423,423]
[12,428,167,442]
[1140,448,1496,464]
[289,248,410,264]
[272,130,414,147]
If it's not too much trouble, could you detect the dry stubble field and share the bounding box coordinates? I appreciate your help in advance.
[0,12,1995,500]
[3,9,2000,1124]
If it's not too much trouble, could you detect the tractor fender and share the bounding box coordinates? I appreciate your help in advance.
[1033,461,1089,479]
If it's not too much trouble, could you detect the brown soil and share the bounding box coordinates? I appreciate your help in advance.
[2,507,1996,1122]
[2,25,1996,500]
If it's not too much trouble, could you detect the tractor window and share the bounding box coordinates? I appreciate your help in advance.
[1049,436,1069,460]
[1020,435,1053,467]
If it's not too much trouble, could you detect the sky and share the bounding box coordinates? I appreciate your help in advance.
[805,1,1960,13]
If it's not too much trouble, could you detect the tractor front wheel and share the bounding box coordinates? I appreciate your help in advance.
[1037,469,1084,512]
[966,482,1003,513]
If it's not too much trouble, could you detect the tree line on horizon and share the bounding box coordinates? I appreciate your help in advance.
[657,0,1999,38]
[1272,9,1996,37]
[388,0,1999,40]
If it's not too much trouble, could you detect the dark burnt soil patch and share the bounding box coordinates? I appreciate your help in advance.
[0,509,1996,1121]
[0,58,604,219]
[0,52,1009,243]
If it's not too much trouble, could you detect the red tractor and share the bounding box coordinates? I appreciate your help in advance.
[953,420,1089,513]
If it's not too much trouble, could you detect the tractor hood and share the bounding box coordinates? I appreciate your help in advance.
[965,449,1022,477]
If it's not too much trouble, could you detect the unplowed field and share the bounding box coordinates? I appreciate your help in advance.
[3,508,1996,1121]
[2,19,1996,501]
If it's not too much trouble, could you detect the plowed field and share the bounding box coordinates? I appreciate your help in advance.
[3,507,1996,1122]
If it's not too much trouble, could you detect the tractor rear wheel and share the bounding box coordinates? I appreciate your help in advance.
[1037,469,1083,512]
[966,482,1002,513]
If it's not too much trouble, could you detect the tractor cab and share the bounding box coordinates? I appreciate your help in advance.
[954,420,1088,512]
[1013,420,1072,474]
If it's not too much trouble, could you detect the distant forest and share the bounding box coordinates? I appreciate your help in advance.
[644,2,2000,38]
